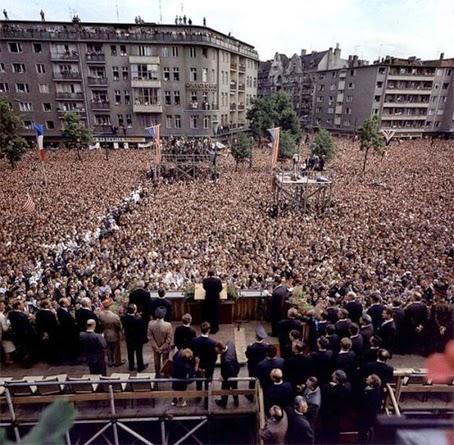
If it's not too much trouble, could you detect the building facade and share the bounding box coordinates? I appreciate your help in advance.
[0,20,259,143]
[313,55,454,137]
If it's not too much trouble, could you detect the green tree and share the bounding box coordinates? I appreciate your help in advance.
[230,132,252,169]
[246,96,276,141]
[311,128,336,160]
[279,130,298,160]
[62,112,93,161]
[0,98,29,168]
[358,116,385,173]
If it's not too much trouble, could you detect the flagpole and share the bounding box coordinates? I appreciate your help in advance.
[39,159,48,187]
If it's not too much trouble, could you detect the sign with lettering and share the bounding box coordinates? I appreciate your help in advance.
[185,82,218,91]
[94,137,146,143]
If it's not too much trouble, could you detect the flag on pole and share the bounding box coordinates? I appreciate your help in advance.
[145,124,161,165]
[32,123,46,161]
[22,193,36,213]
[268,127,280,169]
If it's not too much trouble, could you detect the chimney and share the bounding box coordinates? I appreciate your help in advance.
[334,42,341,58]
[301,49,307,57]
[440,52,444,60]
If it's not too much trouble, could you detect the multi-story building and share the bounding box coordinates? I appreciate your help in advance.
[0,20,259,144]
[313,55,454,137]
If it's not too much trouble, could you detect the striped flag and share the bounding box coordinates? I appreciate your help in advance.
[145,124,161,165]
[268,127,280,169]
[23,193,36,213]
[32,123,46,161]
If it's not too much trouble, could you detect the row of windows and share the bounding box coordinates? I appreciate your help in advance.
[0,62,46,73]
[23,120,55,129]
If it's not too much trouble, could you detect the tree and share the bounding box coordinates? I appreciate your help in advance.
[62,112,93,161]
[358,116,385,173]
[246,96,276,141]
[0,98,29,168]
[279,130,298,160]
[311,128,336,160]
[272,92,301,139]
[230,132,252,169]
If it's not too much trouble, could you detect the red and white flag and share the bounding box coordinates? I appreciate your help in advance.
[32,123,46,161]
[145,124,161,165]
[268,127,280,169]
[22,193,36,213]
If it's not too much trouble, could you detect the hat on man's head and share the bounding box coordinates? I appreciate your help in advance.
[255,325,267,340]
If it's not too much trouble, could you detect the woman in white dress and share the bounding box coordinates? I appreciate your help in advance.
[0,301,15,365]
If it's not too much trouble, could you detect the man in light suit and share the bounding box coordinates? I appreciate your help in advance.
[147,307,173,377]
[99,299,124,367]
[79,319,107,375]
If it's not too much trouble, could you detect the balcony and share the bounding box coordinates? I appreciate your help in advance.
[230,103,237,111]
[133,102,162,113]
[57,108,86,117]
[239,63,246,72]
[238,103,245,111]
[129,55,160,64]
[238,83,245,91]
[383,102,429,108]
[55,92,84,100]
[50,51,79,62]
[87,76,108,86]
[186,102,219,111]
[91,101,110,110]
[230,81,237,91]
[131,78,161,89]
[385,88,432,95]
[381,114,427,120]
[230,63,237,71]
[85,53,106,63]
[53,72,82,81]
[388,74,435,82]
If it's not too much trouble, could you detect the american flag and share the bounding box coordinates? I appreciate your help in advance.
[145,124,161,165]
[268,127,280,169]
[23,193,36,213]
[32,123,46,161]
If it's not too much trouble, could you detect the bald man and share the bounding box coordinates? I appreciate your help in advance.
[79,319,107,375]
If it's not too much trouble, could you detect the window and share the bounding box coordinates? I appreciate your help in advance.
[172,46,179,57]
[374,95,381,102]
[350,69,356,76]
[164,91,171,105]
[95,115,111,126]
[173,91,180,105]
[12,63,26,73]
[202,48,208,58]
[173,67,180,81]
[114,90,121,104]
[16,83,30,93]
[138,45,152,56]
[132,63,159,81]
[23,120,33,129]
[8,42,22,53]
[327,108,334,114]
[202,68,208,82]
[319,85,325,91]
[39,84,49,93]
[126,114,132,126]
[203,115,210,129]
[163,67,170,81]
[191,90,197,102]
[442,83,449,89]
[111,45,117,56]
[0,63,4,72]
[122,66,129,80]
[112,66,119,80]
[174,115,181,128]
[161,47,169,57]
[378,67,386,74]
[42,103,52,111]
[36,64,45,74]
[33,43,42,53]
[18,102,33,111]
[134,87,159,105]
[346,95,353,102]
[211,68,215,83]
[253,77,257,88]
[120,45,127,56]
[166,115,172,128]
[317,96,323,102]
[330,84,336,90]
[0,83,8,92]
[190,115,198,129]
[348,82,355,89]
[189,47,197,58]
[124,90,130,105]
[345,107,352,115]
[46,120,55,129]
[117,114,124,126]
[190,67,197,81]
[376,81,383,88]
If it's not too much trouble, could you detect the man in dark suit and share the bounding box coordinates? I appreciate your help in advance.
[191,322,218,392]
[357,374,383,443]
[128,281,152,324]
[405,293,428,355]
[79,319,107,375]
[150,288,172,322]
[309,336,334,384]
[335,309,352,339]
[335,337,357,381]
[35,299,60,364]
[215,340,240,407]
[256,345,285,389]
[284,340,313,390]
[202,270,223,334]
[359,349,394,389]
[325,324,340,355]
[360,314,374,346]
[245,325,269,400]
[278,308,303,359]
[57,297,79,364]
[326,298,339,324]
[367,293,385,331]
[285,396,314,445]
[75,297,99,332]
[378,308,396,354]
[392,299,406,354]
[121,304,147,372]
[349,323,364,358]
[173,313,196,350]
[269,277,288,337]
[344,291,363,324]
[265,368,294,411]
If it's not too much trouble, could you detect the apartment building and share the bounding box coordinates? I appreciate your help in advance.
[313,55,454,137]
[0,20,259,144]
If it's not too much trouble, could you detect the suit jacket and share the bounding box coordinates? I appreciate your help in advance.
[360,324,374,345]
[220,341,240,380]
[278,318,303,349]
[99,310,122,342]
[174,325,196,350]
[79,331,106,364]
[345,301,363,324]
[256,357,285,389]
[147,319,172,352]
[150,297,172,321]
[121,313,146,346]
[270,285,288,316]
[246,341,269,376]
[326,307,339,324]
[326,333,340,354]
[8,310,34,341]
[350,334,364,357]
[260,410,288,445]
[202,276,222,302]
[335,318,352,339]
[309,350,333,383]
[191,335,217,371]
[360,360,394,387]
[75,307,99,332]
[320,382,352,422]
[335,350,357,380]
[128,288,152,321]
[57,307,77,336]
[405,302,428,329]
[35,309,59,338]
[285,408,314,444]
[367,304,386,331]
[284,353,314,388]
[265,382,294,411]
[378,320,396,352]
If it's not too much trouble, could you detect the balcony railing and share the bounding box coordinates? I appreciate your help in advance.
[230,103,237,111]
[91,101,110,110]
[239,64,246,72]
[238,83,245,91]
[50,51,79,61]
[238,104,245,110]
[186,102,219,111]
[230,82,237,90]
[230,63,237,70]
[87,76,108,85]
[55,92,84,100]
[53,71,82,80]
[85,53,106,62]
